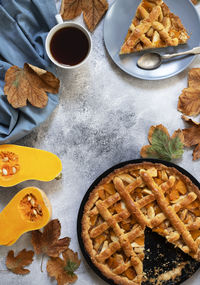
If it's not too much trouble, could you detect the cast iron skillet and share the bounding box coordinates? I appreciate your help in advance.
[77,159,200,284]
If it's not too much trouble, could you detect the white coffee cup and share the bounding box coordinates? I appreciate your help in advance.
[45,14,92,69]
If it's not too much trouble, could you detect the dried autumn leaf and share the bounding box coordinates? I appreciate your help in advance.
[188,68,200,89]
[181,115,200,126]
[82,0,109,32]
[4,63,60,109]
[60,0,82,20]
[47,249,81,285]
[178,68,200,116]
[60,0,108,32]
[193,144,200,160]
[140,124,184,161]
[178,88,200,116]
[182,115,200,160]
[191,0,199,5]
[31,219,70,257]
[6,249,34,275]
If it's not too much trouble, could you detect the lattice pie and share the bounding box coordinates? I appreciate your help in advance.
[82,162,200,284]
[120,0,189,54]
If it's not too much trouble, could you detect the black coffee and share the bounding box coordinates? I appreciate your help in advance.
[50,27,89,66]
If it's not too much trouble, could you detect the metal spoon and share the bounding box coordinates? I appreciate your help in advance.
[137,46,200,70]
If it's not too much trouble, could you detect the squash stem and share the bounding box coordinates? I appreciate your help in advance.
[55,173,62,180]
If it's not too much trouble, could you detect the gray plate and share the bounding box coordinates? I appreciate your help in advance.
[104,0,200,80]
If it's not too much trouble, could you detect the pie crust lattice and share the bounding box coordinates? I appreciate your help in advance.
[82,162,200,285]
[120,0,189,54]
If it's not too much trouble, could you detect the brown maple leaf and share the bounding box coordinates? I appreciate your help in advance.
[31,219,70,257]
[60,0,109,32]
[82,0,109,32]
[178,68,200,116]
[140,124,184,161]
[47,249,81,285]
[188,68,200,89]
[60,0,83,20]
[182,115,200,160]
[191,0,199,5]
[6,249,34,275]
[4,63,60,109]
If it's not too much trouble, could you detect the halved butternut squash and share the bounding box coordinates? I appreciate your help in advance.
[0,145,62,187]
[0,187,52,246]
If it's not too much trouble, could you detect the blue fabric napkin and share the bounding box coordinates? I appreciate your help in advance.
[0,0,59,143]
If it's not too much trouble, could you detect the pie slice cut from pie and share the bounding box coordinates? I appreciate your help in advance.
[81,162,200,285]
[120,0,189,54]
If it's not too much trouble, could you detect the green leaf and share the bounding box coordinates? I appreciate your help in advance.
[64,260,79,276]
[146,129,184,161]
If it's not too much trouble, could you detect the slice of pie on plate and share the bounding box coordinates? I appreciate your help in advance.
[81,162,200,285]
[120,0,189,54]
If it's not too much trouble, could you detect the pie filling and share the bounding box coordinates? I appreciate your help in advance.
[120,0,189,54]
[82,163,200,285]
[143,227,196,285]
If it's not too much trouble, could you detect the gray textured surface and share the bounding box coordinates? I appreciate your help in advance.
[0,1,200,284]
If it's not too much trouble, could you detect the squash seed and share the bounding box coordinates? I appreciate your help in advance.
[27,196,32,201]
[37,204,41,211]
[12,167,16,174]
[32,209,37,216]
[2,168,8,175]
[3,157,8,162]
[30,199,35,207]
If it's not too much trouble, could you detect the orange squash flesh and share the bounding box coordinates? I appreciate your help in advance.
[0,145,62,187]
[0,187,52,246]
